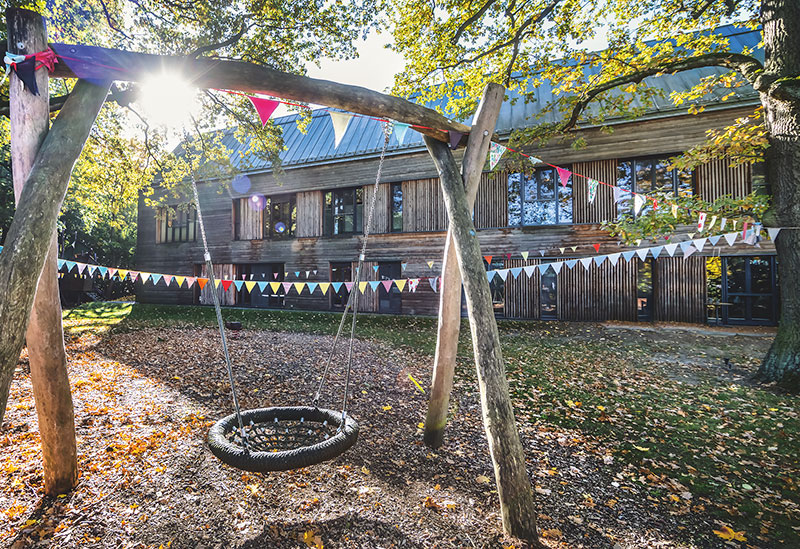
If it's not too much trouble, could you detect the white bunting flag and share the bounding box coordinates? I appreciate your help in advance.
[593,254,607,267]
[697,212,707,231]
[633,194,645,216]
[708,215,717,231]
[329,111,353,148]
[720,218,727,231]
[613,187,626,203]
[635,248,649,262]
[551,262,563,274]
[767,227,781,242]
[671,204,678,218]
[580,257,593,270]
[664,243,679,257]
[724,232,738,247]
[683,245,697,259]
[523,265,536,277]
[587,179,599,204]
[607,252,621,266]
[693,237,707,251]
[559,247,565,254]
[651,246,663,259]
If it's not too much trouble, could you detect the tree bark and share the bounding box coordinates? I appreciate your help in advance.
[755,0,800,391]
[6,7,78,495]
[425,82,505,448]
[424,135,540,544]
[0,79,110,431]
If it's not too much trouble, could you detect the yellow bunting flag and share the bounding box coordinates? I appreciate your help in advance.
[294,282,306,294]
[359,281,369,293]
[174,276,185,288]
[117,269,129,280]
[215,279,222,288]
[270,282,281,293]
[318,282,330,295]
[395,279,407,292]
[245,281,256,293]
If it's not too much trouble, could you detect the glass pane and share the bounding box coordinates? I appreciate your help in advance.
[751,295,772,321]
[489,260,505,315]
[728,295,745,319]
[635,159,654,194]
[726,257,746,293]
[525,201,556,225]
[558,178,572,224]
[391,184,403,231]
[323,192,333,235]
[750,257,772,294]
[637,259,654,320]
[616,161,632,216]
[356,188,363,233]
[538,170,555,200]
[507,173,522,226]
[541,271,557,319]
[653,158,673,193]
[678,167,693,197]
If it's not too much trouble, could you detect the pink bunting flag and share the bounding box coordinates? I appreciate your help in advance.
[185,276,196,288]
[381,280,393,292]
[557,167,571,188]
[162,274,173,287]
[248,96,279,127]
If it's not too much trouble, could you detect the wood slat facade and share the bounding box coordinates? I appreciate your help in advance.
[136,106,777,325]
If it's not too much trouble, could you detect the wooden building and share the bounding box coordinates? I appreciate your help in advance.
[136,26,778,326]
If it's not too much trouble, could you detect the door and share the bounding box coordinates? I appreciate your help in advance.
[722,256,777,325]
[378,261,402,314]
[330,262,352,309]
[540,269,558,319]
[636,258,654,321]
[249,263,285,308]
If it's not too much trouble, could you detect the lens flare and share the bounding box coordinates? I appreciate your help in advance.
[138,72,199,128]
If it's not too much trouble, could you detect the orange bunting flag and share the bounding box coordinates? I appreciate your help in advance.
[197,278,209,290]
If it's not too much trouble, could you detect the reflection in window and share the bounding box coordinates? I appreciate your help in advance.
[264,195,297,238]
[330,261,352,309]
[487,259,505,316]
[508,168,572,226]
[617,156,693,216]
[390,183,403,232]
[637,258,654,320]
[156,204,197,244]
[323,188,363,235]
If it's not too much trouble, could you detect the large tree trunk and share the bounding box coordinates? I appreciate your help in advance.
[425,82,504,448]
[6,7,78,495]
[756,0,800,391]
[0,79,110,428]
[424,135,540,545]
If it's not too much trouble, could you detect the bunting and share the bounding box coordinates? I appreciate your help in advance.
[248,96,280,127]
[489,142,506,170]
[329,111,353,148]
[587,179,599,204]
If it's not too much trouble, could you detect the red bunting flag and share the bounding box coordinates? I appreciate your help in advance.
[484,255,493,264]
[593,243,600,252]
[248,96,279,127]
[221,280,233,292]
[557,166,572,187]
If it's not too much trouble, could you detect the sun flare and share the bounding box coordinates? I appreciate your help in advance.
[138,72,199,128]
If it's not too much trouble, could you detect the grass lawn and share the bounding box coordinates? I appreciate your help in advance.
[3,302,796,547]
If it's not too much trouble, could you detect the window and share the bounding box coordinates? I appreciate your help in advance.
[390,183,403,232]
[486,258,505,316]
[323,188,363,236]
[637,258,655,321]
[236,263,285,308]
[721,256,778,325]
[617,156,693,216]
[156,204,197,244]
[540,270,558,319]
[378,261,402,313]
[330,262,352,309]
[233,195,296,240]
[507,168,572,226]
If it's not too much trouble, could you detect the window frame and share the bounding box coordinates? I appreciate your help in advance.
[233,194,296,241]
[156,204,197,244]
[507,167,573,227]
[390,182,403,233]
[323,187,364,236]
[616,154,694,216]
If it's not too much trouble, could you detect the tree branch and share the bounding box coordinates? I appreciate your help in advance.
[451,0,498,45]
[562,52,764,130]
[187,21,252,59]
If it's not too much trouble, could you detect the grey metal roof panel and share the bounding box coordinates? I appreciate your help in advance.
[206,25,761,174]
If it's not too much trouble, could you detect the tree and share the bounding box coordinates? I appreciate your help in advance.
[388,0,800,391]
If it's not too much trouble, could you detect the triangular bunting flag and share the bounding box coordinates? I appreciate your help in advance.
[381,280,393,292]
[65,260,76,272]
[57,259,65,270]
[556,166,571,188]
[622,250,637,262]
[306,282,318,294]
[724,232,738,247]
[693,237,707,252]
[117,269,129,280]
[76,262,87,274]
[331,282,343,293]
[488,142,506,170]
[720,218,727,231]
[613,187,626,203]
[393,121,410,144]
[559,247,565,254]
[635,248,649,262]
[129,271,140,282]
[708,215,717,231]
[551,262,563,274]
[651,246,663,259]
[150,273,162,285]
[580,257,593,270]
[683,245,697,259]
[523,266,536,277]
[587,179,599,204]
[487,271,496,282]
[257,281,268,292]
[329,111,353,148]
[539,250,546,257]
[185,276,196,288]
[197,278,208,290]
[248,96,279,127]
[767,227,781,242]
[607,252,621,266]
[571,246,577,252]
[497,270,509,281]
[98,266,108,277]
[679,241,694,255]
[671,204,678,218]
[429,277,439,292]
[162,274,173,287]
[373,265,379,272]
[448,130,463,150]
[221,280,233,292]
[292,282,305,294]
[593,243,600,253]
[709,235,722,246]
[88,265,97,276]
[139,272,151,283]
[318,282,330,295]
[537,263,551,274]
[344,282,354,292]
[633,194,645,216]
[401,262,407,271]
[233,280,244,291]
[593,255,607,266]
[408,278,420,292]
[368,281,380,292]
[395,279,406,292]
[697,212,707,231]
[565,259,578,269]
[664,243,679,257]
[245,281,257,293]
[520,251,529,261]
[509,267,522,279]
[427,261,434,269]
[269,281,281,293]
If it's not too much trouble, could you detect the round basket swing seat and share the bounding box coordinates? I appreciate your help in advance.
[207,406,359,472]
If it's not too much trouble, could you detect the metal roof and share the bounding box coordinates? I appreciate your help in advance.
[217,24,762,175]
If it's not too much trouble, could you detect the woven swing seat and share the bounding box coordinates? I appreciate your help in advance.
[207,406,359,472]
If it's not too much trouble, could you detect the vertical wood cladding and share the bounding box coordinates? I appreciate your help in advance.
[696,158,752,201]
[296,191,322,237]
[558,259,638,321]
[402,178,448,232]
[235,198,263,240]
[503,258,541,319]
[572,160,618,224]
[474,172,508,229]
[654,257,707,323]
[199,263,237,306]
[363,184,390,234]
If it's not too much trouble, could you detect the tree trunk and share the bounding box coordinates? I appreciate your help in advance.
[6,7,78,495]
[424,135,540,544]
[425,82,505,448]
[755,0,800,391]
[0,79,110,429]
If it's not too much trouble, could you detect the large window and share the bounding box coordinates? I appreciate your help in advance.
[507,168,572,226]
[330,262,352,309]
[323,188,363,236]
[233,194,296,240]
[617,156,693,215]
[720,256,778,325]
[156,204,197,244]
[390,183,403,232]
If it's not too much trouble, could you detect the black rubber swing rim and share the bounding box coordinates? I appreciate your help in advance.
[207,406,359,472]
